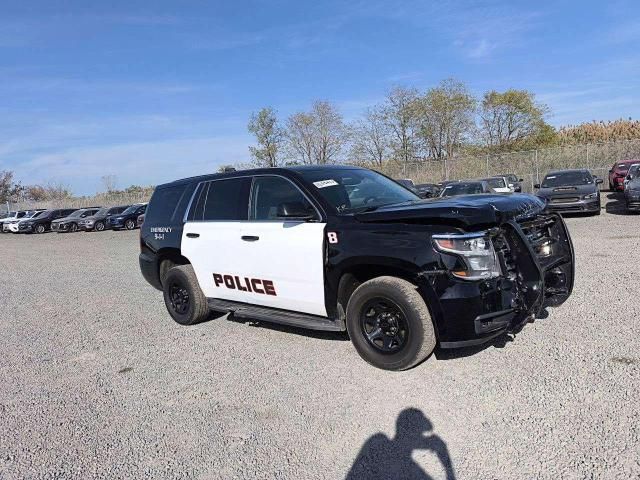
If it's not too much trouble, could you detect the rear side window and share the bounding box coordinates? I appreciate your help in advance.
[146,184,188,224]
[201,177,251,221]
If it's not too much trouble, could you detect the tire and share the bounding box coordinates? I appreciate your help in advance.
[69,223,78,233]
[95,221,105,232]
[162,264,210,325]
[346,276,436,371]
[35,224,46,234]
[124,219,135,230]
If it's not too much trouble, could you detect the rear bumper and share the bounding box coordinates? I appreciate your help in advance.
[432,213,574,348]
[139,251,162,290]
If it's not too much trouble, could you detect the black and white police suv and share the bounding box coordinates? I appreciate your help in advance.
[139,166,575,370]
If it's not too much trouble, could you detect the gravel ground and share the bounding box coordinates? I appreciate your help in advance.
[1,195,638,479]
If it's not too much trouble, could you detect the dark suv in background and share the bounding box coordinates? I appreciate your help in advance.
[78,206,130,232]
[107,203,147,230]
[534,169,602,215]
[51,208,101,232]
[18,208,77,234]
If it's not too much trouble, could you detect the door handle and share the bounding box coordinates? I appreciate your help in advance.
[241,235,259,242]
[186,233,200,238]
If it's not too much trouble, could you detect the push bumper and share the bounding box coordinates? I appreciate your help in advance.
[625,191,640,210]
[431,213,574,348]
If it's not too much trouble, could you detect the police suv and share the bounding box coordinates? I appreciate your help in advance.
[139,166,574,370]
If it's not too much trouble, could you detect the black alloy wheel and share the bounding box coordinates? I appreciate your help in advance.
[125,219,135,230]
[168,282,190,315]
[360,298,409,354]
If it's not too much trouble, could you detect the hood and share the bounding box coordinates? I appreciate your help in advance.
[536,184,597,197]
[354,193,545,227]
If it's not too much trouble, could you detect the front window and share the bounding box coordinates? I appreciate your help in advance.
[542,171,593,188]
[121,205,139,215]
[95,208,109,216]
[440,183,484,197]
[68,210,84,218]
[250,176,315,220]
[297,168,419,213]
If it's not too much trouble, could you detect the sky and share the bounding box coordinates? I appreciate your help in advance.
[1,0,639,195]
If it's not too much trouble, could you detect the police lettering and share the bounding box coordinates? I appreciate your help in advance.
[213,273,277,296]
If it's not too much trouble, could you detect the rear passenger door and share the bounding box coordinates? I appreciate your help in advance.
[181,177,252,302]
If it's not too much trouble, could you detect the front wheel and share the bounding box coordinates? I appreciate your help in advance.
[124,219,135,230]
[35,224,46,234]
[95,221,105,232]
[69,223,78,232]
[163,264,210,325]
[346,276,436,371]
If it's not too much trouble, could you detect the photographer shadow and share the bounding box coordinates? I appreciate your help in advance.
[345,408,456,480]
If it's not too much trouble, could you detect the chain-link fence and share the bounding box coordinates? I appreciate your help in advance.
[2,192,151,215]
[380,138,640,193]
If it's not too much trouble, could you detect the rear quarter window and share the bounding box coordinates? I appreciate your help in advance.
[146,184,190,224]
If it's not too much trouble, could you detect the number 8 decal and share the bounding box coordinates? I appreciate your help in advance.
[327,232,338,244]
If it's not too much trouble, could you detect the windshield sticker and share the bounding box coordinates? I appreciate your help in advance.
[313,179,339,189]
[546,176,556,179]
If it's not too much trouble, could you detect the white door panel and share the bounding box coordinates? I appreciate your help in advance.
[181,222,246,300]
[237,221,327,317]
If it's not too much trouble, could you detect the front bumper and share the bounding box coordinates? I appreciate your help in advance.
[51,222,71,232]
[18,223,34,232]
[543,198,600,213]
[431,213,574,347]
[7,223,20,233]
[625,191,640,210]
[108,219,125,229]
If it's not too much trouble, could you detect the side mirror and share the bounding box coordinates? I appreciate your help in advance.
[596,178,604,185]
[276,201,316,220]
[627,175,632,180]
[533,184,540,189]
[518,178,524,182]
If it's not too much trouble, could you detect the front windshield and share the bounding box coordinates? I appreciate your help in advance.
[298,168,419,213]
[68,209,84,218]
[94,208,109,216]
[440,182,485,197]
[485,178,506,188]
[616,164,630,171]
[628,165,640,178]
[30,211,46,219]
[542,171,593,188]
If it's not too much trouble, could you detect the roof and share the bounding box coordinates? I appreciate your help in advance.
[158,164,366,188]
[547,168,590,174]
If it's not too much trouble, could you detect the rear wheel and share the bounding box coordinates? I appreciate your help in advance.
[346,276,436,371]
[125,219,135,230]
[163,264,210,325]
[95,221,105,231]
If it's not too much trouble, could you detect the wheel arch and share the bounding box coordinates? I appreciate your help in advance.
[156,247,191,287]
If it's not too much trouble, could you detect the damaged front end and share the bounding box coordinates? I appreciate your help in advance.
[432,211,574,348]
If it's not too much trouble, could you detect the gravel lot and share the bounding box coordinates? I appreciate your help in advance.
[1,194,639,479]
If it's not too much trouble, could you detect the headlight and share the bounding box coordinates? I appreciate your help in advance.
[433,232,502,280]
[583,192,598,199]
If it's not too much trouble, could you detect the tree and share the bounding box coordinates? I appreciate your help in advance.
[25,185,48,202]
[285,112,316,165]
[382,87,422,167]
[479,89,551,150]
[101,175,117,193]
[417,78,476,159]
[349,106,391,167]
[248,107,284,167]
[0,170,15,203]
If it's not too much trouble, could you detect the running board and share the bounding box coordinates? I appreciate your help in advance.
[207,299,345,332]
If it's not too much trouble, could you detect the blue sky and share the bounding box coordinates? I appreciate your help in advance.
[1,0,639,195]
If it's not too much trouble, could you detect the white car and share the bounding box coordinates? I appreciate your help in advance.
[8,211,44,233]
[481,176,513,193]
[1,210,42,232]
[623,164,640,191]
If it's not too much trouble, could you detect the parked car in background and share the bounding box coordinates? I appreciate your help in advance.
[107,203,147,230]
[496,174,523,192]
[534,169,602,215]
[1,210,40,232]
[7,210,46,233]
[609,160,639,191]
[415,183,440,198]
[624,170,640,212]
[623,163,640,191]
[394,178,418,194]
[137,213,145,227]
[51,208,101,233]
[481,176,512,193]
[17,208,77,234]
[78,205,130,232]
[439,180,494,197]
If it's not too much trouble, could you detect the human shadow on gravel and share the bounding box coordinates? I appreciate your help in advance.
[605,192,635,216]
[345,408,456,480]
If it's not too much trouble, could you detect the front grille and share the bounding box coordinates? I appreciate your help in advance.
[549,197,579,203]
